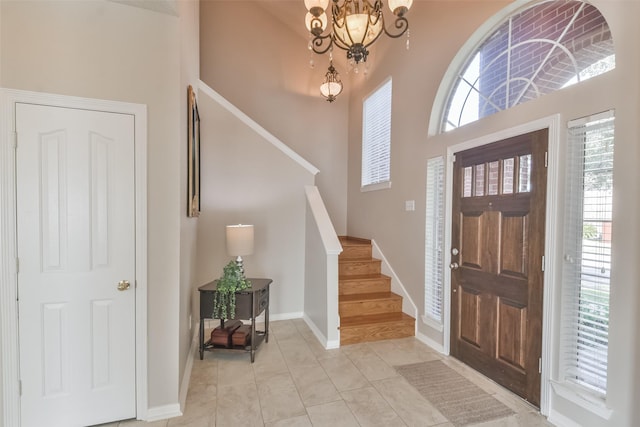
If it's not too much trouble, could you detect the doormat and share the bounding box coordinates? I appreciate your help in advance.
[395,360,514,426]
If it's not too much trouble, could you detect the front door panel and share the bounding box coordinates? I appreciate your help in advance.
[450,129,547,406]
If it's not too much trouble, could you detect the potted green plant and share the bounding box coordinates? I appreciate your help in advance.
[212,261,251,319]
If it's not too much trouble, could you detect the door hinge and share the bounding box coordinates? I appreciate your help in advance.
[544,151,548,168]
[449,154,456,164]
[538,358,542,374]
[541,255,545,272]
[16,257,19,274]
[12,131,18,149]
[19,380,22,396]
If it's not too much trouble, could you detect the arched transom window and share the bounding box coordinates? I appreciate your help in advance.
[442,0,615,132]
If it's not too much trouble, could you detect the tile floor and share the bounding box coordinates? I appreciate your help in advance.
[106,319,552,427]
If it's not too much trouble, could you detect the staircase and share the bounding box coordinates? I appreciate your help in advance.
[338,236,415,345]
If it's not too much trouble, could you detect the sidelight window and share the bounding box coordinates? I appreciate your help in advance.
[561,111,614,397]
[424,157,445,327]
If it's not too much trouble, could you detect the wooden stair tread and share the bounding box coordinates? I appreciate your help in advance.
[339,258,380,264]
[339,236,371,246]
[340,312,415,328]
[339,273,390,281]
[339,292,401,303]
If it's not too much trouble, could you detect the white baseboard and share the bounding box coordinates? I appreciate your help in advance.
[178,326,199,412]
[268,311,304,321]
[415,331,446,354]
[302,313,340,349]
[145,403,182,422]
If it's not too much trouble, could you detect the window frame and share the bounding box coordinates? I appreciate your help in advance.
[430,0,615,136]
[423,156,445,330]
[556,110,615,416]
[361,77,393,191]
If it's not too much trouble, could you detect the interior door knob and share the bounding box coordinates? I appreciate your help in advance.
[450,262,459,270]
[118,280,131,291]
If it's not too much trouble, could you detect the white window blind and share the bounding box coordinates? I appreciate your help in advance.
[362,78,392,188]
[561,111,614,396]
[424,156,445,324]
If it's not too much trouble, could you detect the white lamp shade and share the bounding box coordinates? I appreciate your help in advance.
[304,0,329,14]
[305,11,328,33]
[320,81,343,98]
[334,13,383,46]
[388,0,413,15]
[226,224,254,256]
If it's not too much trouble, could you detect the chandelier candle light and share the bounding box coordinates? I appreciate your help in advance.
[225,224,254,277]
[305,0,413,65]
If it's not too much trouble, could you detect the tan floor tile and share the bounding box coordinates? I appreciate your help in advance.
[369,339,442,366]
[252,353,290,383]
[289,363,342,406]
[256,372,307,423]
[216,382,263,426]
[264,415,312,427]
[350,351,398,381]
[118,420,168,426]
[216,357,256,386]
[186,382,217,404]
[278,340,318,367]
[269,320,301,341]
[179,321,550,427]
[466,411,552,427]
[265,414,313,427]
[306,400,360,427]
[318,354,370,391]
[341,386,406,426]
[372,376,448,427]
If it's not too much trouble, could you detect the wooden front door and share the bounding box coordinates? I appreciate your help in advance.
[450,129,547,406]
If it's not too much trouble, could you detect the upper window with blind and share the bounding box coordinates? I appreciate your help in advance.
[441,1,615,133]
[561,111,614,398]
[362,78,392,191]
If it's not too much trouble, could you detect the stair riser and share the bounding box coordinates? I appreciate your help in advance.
[339,298,402,317]
[340,321,415,345]
[339,260,381,277]
[340,245,372,260]
[339,278,390,295]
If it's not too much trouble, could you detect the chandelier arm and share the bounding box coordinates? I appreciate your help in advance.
[311,34,336,55]
[383,16,409,39]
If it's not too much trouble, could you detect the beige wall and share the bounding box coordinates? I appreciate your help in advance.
[178,0,200,403]
[0,0,182,410]
[199,0,349,235]
[195,91,315,318]
[346,1,640,426]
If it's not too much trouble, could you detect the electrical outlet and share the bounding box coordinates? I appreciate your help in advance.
[405,200,415,211]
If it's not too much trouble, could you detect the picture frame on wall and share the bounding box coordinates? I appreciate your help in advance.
[187,85,201,217]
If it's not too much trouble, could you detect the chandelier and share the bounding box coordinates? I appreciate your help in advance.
[320,60,343,102]
[304,0,413,65]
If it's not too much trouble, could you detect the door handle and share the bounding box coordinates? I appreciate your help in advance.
[450,262,459,270]
[117,280,131,291]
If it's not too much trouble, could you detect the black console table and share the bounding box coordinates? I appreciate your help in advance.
[198,278,271,363]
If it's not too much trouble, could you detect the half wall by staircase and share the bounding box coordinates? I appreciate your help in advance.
[304,186,342,349]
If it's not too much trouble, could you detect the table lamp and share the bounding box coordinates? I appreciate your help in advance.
[226,224,254,276]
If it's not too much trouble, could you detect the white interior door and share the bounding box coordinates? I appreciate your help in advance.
[16,103,136,427]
